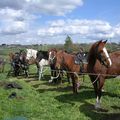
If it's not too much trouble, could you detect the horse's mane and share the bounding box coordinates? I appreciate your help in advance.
[87,41,100,63]
[49,48,57,53]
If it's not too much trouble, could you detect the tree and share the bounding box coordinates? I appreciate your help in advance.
[64,35,73,53]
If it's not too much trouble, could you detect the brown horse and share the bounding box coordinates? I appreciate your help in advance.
[87,40,120,109]
[55,50,87,92]
[48,48,72,84]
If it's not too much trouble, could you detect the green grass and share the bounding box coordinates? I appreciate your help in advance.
[0,65,120,120]
[0,49,120,120]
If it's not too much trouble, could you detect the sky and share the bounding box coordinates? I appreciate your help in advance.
[0,0,120,45]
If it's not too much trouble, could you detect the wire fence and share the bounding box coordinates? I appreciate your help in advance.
[41,66,120,78]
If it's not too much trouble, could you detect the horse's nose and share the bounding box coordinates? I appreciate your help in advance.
[106,57,112,68]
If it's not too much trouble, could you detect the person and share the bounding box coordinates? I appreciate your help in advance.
[75,48,84,72]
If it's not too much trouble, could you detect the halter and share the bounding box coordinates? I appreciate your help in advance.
[49,55,56,61]
[97,47,111,67]
[49,51,56,64]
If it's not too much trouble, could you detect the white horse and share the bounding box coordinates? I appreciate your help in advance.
[26,49,50,80]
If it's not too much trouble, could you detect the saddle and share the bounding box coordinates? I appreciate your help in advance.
[75,52,88,64]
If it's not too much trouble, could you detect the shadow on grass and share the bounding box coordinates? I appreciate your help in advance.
[111,106,120,110]
[79,101,120,120]
[54,88,120,120]
[54,88,120,103]
[55,89,95,104]
[103,92,120,99]
[55,91,120,120]
[36,84,92,93]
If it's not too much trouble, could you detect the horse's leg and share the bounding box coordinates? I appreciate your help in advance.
[39,66,43,80]
[91,75,105,109]
[35,61,39,75]
[39,67,41,80]
[42,65,45,78]
[25,66,29,78]
[67,72,71,84]
[49,67,53,83]
[71,73,78,94]
[95,76,105,109]
[53,69,56,83]
[58,71,63,84]
[90,75,99,108]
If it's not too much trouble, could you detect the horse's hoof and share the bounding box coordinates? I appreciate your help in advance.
[49,79,53,83]
[95,103,101,110]
[77,82,80,88]
[102,89,105,92]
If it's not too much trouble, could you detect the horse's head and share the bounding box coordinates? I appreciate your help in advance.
[95,40,112,68]
[48,48,57,65]
[55,50,64,70]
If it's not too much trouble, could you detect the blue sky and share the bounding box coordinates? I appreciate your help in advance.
[0,0,120,44]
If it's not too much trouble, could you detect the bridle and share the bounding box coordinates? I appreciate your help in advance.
[49,51,56,64]
[96,46,110,67]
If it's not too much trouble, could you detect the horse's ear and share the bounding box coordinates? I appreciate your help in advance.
[103,40,107,44]
[97,40,102,45]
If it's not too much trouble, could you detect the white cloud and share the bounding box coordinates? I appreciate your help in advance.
[0,0,83,37]
[26,0,83,15]
[1,21,28,35]
[0,8,36,35]
[38,19,114,39]
[0,0,83,16]
[0,0,120,44]
[0,0,26,10]
[114,24,120,37]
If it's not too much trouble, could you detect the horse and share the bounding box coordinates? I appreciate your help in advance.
[26,49,50,80]
[87,40,120,109]
[48,48,58,82]
[54,50,87,93]
[36,50,49,80]
[0,57,5,73]
[8,51,29,77]
[48,48,71,84]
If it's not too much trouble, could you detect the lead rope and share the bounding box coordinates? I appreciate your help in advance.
[51,70,61,80]
[92,74,100,85]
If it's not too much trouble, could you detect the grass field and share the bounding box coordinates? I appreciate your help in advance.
[0,63,120,120]
[0,46,120,120]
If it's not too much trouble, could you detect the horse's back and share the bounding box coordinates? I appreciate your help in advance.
[107,51,120,75]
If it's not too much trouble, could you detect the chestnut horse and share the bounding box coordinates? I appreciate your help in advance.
[48,48,72,84]
[87,40,120,109]
[55,50,87,92]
